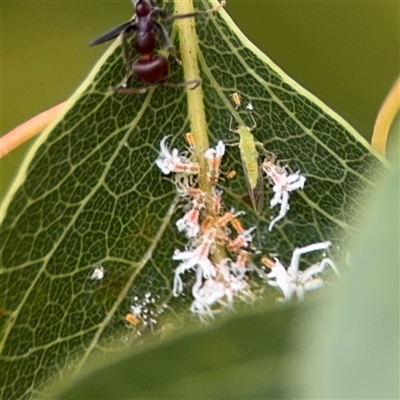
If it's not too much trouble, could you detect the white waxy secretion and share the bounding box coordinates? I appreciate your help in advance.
[90,265,105,280]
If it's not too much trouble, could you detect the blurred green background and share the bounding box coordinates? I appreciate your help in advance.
[1,1,399,198]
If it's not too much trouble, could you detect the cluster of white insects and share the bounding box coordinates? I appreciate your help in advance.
[157,134,255,317]
[124,292,168,333]
[152,96,340,317]
[90,95,340,324]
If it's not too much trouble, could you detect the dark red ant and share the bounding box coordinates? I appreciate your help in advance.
[89,0,225,94]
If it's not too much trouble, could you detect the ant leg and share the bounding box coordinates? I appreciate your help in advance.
[118,27,136,88]
[162,79,202,90]
[154,21,182,65]
[110,85,152,94]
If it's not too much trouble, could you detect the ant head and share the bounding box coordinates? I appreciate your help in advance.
[132,0,155,5]
[134,0,153,17]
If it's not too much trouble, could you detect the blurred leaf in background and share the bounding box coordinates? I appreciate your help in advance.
[47,304,299,399]
[295,166,399,400]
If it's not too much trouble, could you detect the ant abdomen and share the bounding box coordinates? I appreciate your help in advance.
[133,55,168,83]
[90,0,225,93]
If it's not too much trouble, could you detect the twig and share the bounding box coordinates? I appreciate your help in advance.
[0,101,67,158]
[372,76,400,156]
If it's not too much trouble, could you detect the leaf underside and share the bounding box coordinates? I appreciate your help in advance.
[0,1,387,398]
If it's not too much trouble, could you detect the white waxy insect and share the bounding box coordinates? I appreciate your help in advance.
[90,265,105,280]
[155,136,200,175]
[262,159,306,231]
[204,141,225,185]
[263,241,340,302]
[190,258,253,319]
[172,228,217,297]
[176,208,201,238]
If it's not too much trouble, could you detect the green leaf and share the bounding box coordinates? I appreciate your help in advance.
[0,0,388,398]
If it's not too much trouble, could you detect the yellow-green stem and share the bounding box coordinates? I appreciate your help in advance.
[174,0,210,191]
[175,1,228,266]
